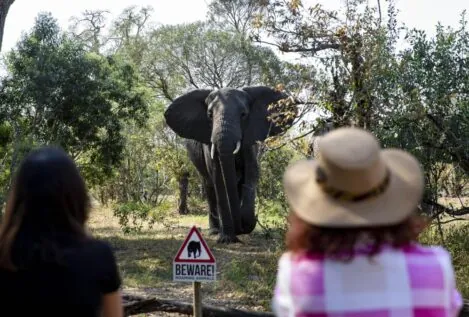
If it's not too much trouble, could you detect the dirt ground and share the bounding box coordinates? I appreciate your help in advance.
[87,205,284,314]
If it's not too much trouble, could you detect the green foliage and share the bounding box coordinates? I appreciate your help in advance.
[253,0,469,216]
[112,200,175,234]
[375,13,469,206]
[113,202,155,233]
[94,102,174,206]
[108,6,153,66]
[258,146,295,203]
[0,12,149,187]
[207,0,260,35]
[141,21,286,95]
[255,146,296,236]
[419,223,469,297]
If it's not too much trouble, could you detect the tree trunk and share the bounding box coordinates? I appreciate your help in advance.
[177,172,190,215]
[0,0,15,52]
[199,183,206,199]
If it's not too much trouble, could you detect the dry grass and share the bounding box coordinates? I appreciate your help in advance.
[86,196,469,313]
[87,204,284,311]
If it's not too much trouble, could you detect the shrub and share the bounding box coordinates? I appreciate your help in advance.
[419,222,469,298]
[113,200,176,233]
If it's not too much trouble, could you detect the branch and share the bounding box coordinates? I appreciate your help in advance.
[265,126,316,152]
[438,218,468,225]
[422,199,469,218]
[123,294,275,317]
[254,39,340,54]
[377,0,382,25]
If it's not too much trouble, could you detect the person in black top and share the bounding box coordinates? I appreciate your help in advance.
[0,147,123,317]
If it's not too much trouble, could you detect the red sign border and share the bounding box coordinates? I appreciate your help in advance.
[173,226,216,263]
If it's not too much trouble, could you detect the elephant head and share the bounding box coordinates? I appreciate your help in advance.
[164,86,295,241]
[164,86,293,149]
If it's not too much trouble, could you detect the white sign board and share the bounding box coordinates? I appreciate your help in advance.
[173,226,216,282]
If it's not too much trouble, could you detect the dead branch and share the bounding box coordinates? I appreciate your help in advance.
[422,199,469,218]
[123,294,275,317]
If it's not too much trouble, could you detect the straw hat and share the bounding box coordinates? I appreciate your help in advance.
[283,127,424,227]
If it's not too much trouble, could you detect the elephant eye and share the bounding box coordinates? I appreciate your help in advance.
[241,111,247,118]
[207,110,213,119]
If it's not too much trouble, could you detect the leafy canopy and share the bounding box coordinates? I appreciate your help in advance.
[0,12,150,184]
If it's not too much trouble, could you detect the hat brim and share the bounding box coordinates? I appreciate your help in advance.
[283,149,424,227]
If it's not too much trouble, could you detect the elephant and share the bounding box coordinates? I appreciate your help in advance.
[187,241,201,258]
[164,86,296,243]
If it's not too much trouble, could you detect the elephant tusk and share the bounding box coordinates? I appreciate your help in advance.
[233,141,241,154]
[211,144,216,160]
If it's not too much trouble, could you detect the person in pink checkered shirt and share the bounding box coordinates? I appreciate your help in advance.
[273,127,463,317]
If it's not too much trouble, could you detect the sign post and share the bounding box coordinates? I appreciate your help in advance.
[193,281,202,317]
[173,226,216,317]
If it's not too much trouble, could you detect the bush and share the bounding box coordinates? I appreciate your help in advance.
[419,222,469,298]
[113,200,176,234]
[257,146,294,204]
[256,146,295,235]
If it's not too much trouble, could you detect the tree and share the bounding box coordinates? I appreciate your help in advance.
[108,5,154,66]
[68,9,111,54]
[207,0,261,36]
[0,0,14,51]
[142,22,285,96]
[376,14,469,219]
[250,0,469,221]
[251,0,401,130]
[0,12,150,186]
[96,102,174,206]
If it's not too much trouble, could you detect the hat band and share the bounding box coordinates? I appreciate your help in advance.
[316,167,391,202]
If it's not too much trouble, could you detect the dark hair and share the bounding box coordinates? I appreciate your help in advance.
[286,210,427,261]
[0,146,91,271]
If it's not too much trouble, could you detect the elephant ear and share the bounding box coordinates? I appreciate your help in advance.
[164,89,212,144]
[242,86,295,145]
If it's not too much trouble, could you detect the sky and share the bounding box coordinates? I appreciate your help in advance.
[1,0,468,54]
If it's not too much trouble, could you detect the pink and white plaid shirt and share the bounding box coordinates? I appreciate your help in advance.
[272,243,463,317]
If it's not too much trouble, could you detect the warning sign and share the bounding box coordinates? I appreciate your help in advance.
[173,226,216,282]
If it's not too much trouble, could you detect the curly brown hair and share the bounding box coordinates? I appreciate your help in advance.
[285,210,428,261]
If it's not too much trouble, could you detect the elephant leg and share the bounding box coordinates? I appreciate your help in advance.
[239,145,259,234]
[185,141,221,235]
[205,182,220,235]
[237,182,243,202]
[240,184,257,234]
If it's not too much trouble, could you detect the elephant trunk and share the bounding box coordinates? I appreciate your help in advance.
[212,117,243,235]
[218,152,242,235]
